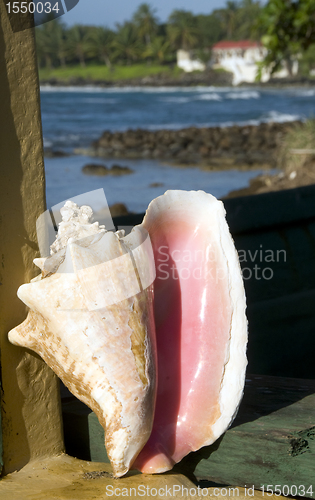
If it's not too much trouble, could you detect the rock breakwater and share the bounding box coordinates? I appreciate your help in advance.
[87,121,300,169]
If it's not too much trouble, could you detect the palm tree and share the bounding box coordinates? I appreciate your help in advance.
[235,0,262,40]
[66,25,91,67]
[36,27,53,68]
[88,27,115,68]
[113,22,142,64]
[143,36,171,63]
[55,23,68,67]
[166,10,199,51]
[36,17,66,68]
[132,3,159,46]
[223,1,239,39]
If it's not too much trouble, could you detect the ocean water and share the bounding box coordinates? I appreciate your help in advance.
[45,155,266,214]
[41,85,315,212]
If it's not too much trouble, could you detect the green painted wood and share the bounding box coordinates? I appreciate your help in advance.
[88,412,109,463]
[177,375,315,498]
[61,375,315,497]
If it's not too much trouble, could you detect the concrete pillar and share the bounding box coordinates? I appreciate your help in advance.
[0,4,64,475]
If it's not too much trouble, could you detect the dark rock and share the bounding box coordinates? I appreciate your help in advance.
[110,164,133,175]
[109,203,129,217]
[45,149,70,158]
[89,121,302,169]
[82,163,109,176]
[123,133,141,148]
[149,182,164,188]
[82,163,133,176]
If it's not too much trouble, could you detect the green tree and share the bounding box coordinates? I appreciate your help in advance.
[66,25,91,67]
[167,10,199,50]
[113,22,143,64]
[132,3,159,46]
[195,13,225,48]
[299,43,315,75]
[233,0,262,40]
[56,23,68,67]
[256,0,315,78]
[222,1,239,39]
[143,36,171,63]
[87,27,115,68]
[36,16,66,68]
[36,26,53,68]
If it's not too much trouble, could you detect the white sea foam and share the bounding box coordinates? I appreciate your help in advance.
[43,138,52,148]
[82,98,118,104]
[40,85,236,94]
[159,96,191,103]
[146,123,196,131]
[50,134,81,143]
[195,93,222,101]
[40,85,107,93]
[225,91,260,99]
[261,110,303,123]
[142,112,302,132]
[293,89,315,97]
[40,85,196,93]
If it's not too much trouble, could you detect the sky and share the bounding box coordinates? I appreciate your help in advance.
[61,0,233,28]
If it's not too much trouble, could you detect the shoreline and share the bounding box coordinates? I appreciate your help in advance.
[39,72,315,89]
[39,69,233,88]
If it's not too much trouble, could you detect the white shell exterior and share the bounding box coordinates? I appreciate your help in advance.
[8,202,157,477]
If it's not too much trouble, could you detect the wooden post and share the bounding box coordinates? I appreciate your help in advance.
[0,3,64,475]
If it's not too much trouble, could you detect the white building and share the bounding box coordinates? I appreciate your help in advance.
[177,49,206,73]
[212,40,298,85]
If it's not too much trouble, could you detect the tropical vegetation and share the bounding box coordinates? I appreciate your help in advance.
[255,0,315,78]
[278,119,315,174]
[35,1,263,70]
[35,0,315,79]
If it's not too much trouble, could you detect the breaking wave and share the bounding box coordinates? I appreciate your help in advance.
[226,91,260,99]
[292,89,315,97]
[43,138,52,148]
[81,98,118,104]
[195,93,222,101]
[159,96,192,103]
[144,111,301,131]
[260,110,303,123]
[40,85,231,93]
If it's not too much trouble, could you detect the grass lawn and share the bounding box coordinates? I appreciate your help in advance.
[38,63,184,82]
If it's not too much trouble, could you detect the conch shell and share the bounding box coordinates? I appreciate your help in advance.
[134,190,247,473]
[8,190,247,477]
[8,201,157,477]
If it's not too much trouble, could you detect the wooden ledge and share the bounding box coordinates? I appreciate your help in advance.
[0,454,289,500]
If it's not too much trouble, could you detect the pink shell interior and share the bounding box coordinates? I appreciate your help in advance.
[135,198,232,473]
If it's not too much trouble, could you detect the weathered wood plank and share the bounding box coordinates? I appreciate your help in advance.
[179,375,315,497]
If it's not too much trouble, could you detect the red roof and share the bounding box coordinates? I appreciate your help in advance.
[212,40,261,50]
